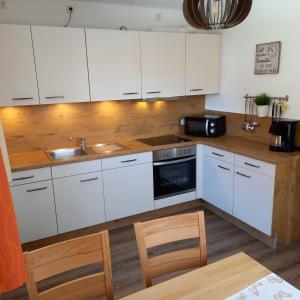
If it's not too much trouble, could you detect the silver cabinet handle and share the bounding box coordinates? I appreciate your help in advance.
[13,175,34,181]
[12,97,34,101]
[236,172,251,179]
[212,152,224,157]
[146,91,161,94]
[121,159,137,163]
[45,96,65,99]
[26,187,48,192]
[80,177,99,183]
[244,162,260,168]
[190,88,203,92]
[218,165,230,171]
[123,92,139,95]
[154,156,196,166]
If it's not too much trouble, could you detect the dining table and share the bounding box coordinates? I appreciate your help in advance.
[121,252,272,300]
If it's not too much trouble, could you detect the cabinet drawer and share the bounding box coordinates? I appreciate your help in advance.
[102,152,152,170]
[205,146,234,164]
[235,154,276,177]
[51,160,102,178]
[11,167,52,186]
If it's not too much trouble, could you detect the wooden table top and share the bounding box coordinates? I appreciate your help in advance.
[121,252,270,300]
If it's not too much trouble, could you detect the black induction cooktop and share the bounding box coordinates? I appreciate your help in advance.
[138,135,191,146]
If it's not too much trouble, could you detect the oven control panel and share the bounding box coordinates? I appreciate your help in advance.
[153,145,196,162]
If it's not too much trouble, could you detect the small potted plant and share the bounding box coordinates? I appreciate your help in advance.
[255,93,270,117]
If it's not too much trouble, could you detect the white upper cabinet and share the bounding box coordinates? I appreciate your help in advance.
[0,25,39,106]
[186,34,221,95]
[31,26,90,104]
[140,32,185,99]
[86,29,141,101]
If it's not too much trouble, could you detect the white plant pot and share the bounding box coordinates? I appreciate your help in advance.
[256,105,269,117]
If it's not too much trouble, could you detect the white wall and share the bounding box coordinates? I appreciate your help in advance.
[0,0,186,31]
[206,0,300,119]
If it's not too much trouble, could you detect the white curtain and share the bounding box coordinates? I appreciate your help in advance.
[0,121,11,182]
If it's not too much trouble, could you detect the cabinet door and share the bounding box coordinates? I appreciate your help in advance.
[197,144,204,199]
[0,25,39,106]
[32,26,90,104]
[11,180,57,243]
[103,163,154,221]
[86,29,141,101]
[233,167,274,235]
[140,32,185,99]
[186,34,221,95]
[204,156,234,214]
[53,172,105,233]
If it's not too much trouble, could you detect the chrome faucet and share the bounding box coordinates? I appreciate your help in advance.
[70,137,87,152]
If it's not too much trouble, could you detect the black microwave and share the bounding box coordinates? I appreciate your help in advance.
[184,114,226,137]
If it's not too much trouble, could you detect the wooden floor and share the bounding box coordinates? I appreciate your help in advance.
[3,206,300,299]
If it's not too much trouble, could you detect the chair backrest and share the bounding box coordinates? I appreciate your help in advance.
[134,211,207,287]
[24,231,114,300]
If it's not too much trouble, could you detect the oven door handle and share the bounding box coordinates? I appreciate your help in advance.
[153,156,196,166]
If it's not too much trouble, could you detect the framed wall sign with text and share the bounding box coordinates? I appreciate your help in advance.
[255,41,281,74]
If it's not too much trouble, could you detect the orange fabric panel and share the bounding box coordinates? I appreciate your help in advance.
[0,149,26,292]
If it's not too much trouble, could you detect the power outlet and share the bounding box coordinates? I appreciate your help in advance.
[66,5,73,13]
[0,1,7,9]
[180,118,185,126]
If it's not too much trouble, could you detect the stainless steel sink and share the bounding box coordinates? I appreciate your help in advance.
[90,143,126,154]
[46,147,88,161]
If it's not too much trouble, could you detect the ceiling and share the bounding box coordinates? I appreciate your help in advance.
[73,0,183,10]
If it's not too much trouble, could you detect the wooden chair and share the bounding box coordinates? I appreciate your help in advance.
[134,211,207,288]
[24,231,114,300]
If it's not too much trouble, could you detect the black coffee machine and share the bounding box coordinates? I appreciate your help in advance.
[269,119,298,152]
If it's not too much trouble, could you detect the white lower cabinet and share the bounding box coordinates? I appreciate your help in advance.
[197,144,204,199]
[11,180,58,243]
[53,172,105,233]
[103,162,154,221]
[233,167,275,235]
[204,155,234,214]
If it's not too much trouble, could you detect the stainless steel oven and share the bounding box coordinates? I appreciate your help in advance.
[153,145,196,200]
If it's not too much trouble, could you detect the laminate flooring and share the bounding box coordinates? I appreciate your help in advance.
[3,206,300,299]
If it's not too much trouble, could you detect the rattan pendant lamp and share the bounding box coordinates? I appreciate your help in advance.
[183,0,252,30]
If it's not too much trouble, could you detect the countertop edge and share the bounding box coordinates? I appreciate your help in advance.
[9,136,300,172]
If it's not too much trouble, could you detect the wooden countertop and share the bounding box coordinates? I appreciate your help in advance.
[9,135,300,172]
[121,252,270,300]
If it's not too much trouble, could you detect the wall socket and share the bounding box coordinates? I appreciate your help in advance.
[66,5,74,13]
[180,118,185,126]
[0,1,7,9]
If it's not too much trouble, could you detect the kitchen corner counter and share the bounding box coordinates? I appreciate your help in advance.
[9,135,300,172]
[184,135,300,164]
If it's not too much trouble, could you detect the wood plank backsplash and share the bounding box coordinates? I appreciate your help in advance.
[0,96,205,154]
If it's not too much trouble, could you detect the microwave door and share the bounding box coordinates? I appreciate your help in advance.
[188,120,207,136]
